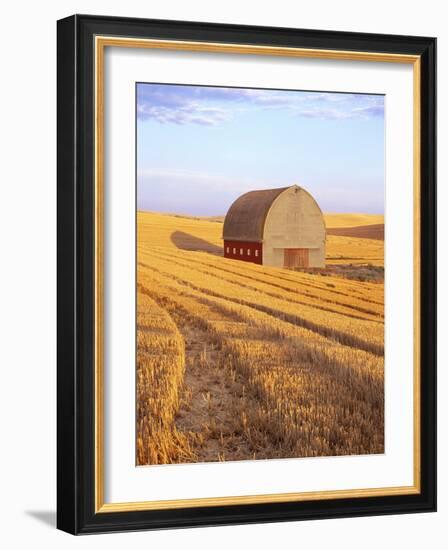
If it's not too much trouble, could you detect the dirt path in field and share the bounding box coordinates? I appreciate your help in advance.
[171,316,258,463]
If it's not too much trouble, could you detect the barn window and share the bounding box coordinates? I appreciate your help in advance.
[233,248,236,254]
[240,248,243,255]
[255,250,259,257]
[226,247,230,253]
[247,249,251,256]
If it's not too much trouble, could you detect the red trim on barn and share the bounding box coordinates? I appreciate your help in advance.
[223,240,263,265]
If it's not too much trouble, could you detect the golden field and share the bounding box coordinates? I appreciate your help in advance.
[137,211,384,465]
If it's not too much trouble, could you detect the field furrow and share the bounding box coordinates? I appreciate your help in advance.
[139,272,384,457]
[144,247,383,321]
[139,267,384,386]
[166,298,274,462]
[137,292,195,465]
[139,256,384,355]
[144,245,384,308]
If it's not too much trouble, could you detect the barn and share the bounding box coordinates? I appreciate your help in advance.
[222,185,326,269]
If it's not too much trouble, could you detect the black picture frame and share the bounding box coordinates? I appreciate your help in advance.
[57,14,436,535]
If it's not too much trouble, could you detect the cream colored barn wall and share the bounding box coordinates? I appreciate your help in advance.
[263,186,326,268]
[309,247,325,267]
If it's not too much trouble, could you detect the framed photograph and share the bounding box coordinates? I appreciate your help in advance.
[57,14,436,534]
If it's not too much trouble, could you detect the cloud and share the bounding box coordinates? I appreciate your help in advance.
[351,105,385,118]
[137,85,242,126]
[137,103,231,126]
[136,84,384,125]
[295,94,384,120]
[297,104,384,120]
[298,108,353,120]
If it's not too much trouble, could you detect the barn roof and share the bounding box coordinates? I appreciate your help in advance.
[223,186,291,242]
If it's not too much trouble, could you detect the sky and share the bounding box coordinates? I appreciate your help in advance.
[137,83,385,215]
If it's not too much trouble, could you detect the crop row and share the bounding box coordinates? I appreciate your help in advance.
[139,265,384,457]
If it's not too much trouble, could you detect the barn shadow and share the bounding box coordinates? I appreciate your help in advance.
[171,231,222,255]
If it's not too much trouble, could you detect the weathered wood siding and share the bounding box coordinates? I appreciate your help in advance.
[223,239,263,264]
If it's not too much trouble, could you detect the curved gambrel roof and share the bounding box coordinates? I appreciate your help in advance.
[223,186,289,242]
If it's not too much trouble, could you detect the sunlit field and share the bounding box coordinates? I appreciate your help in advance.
[136,211,384,465]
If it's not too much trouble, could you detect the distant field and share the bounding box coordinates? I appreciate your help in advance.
[167,212,385,229]
[327,224,384,241]
[137,211,384,465]
[138,211,384,266]
[324,213,384,228]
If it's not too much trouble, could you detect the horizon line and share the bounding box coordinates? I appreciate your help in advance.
[137,209,385,217]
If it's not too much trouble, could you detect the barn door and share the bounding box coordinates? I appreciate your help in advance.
[283,248,309,268]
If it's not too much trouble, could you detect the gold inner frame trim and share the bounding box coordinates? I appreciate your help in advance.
[94,35,421,513]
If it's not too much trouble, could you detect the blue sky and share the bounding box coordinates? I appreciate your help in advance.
[137,84,384,215]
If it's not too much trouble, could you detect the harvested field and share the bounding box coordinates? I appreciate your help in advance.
[137,211,384,464]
